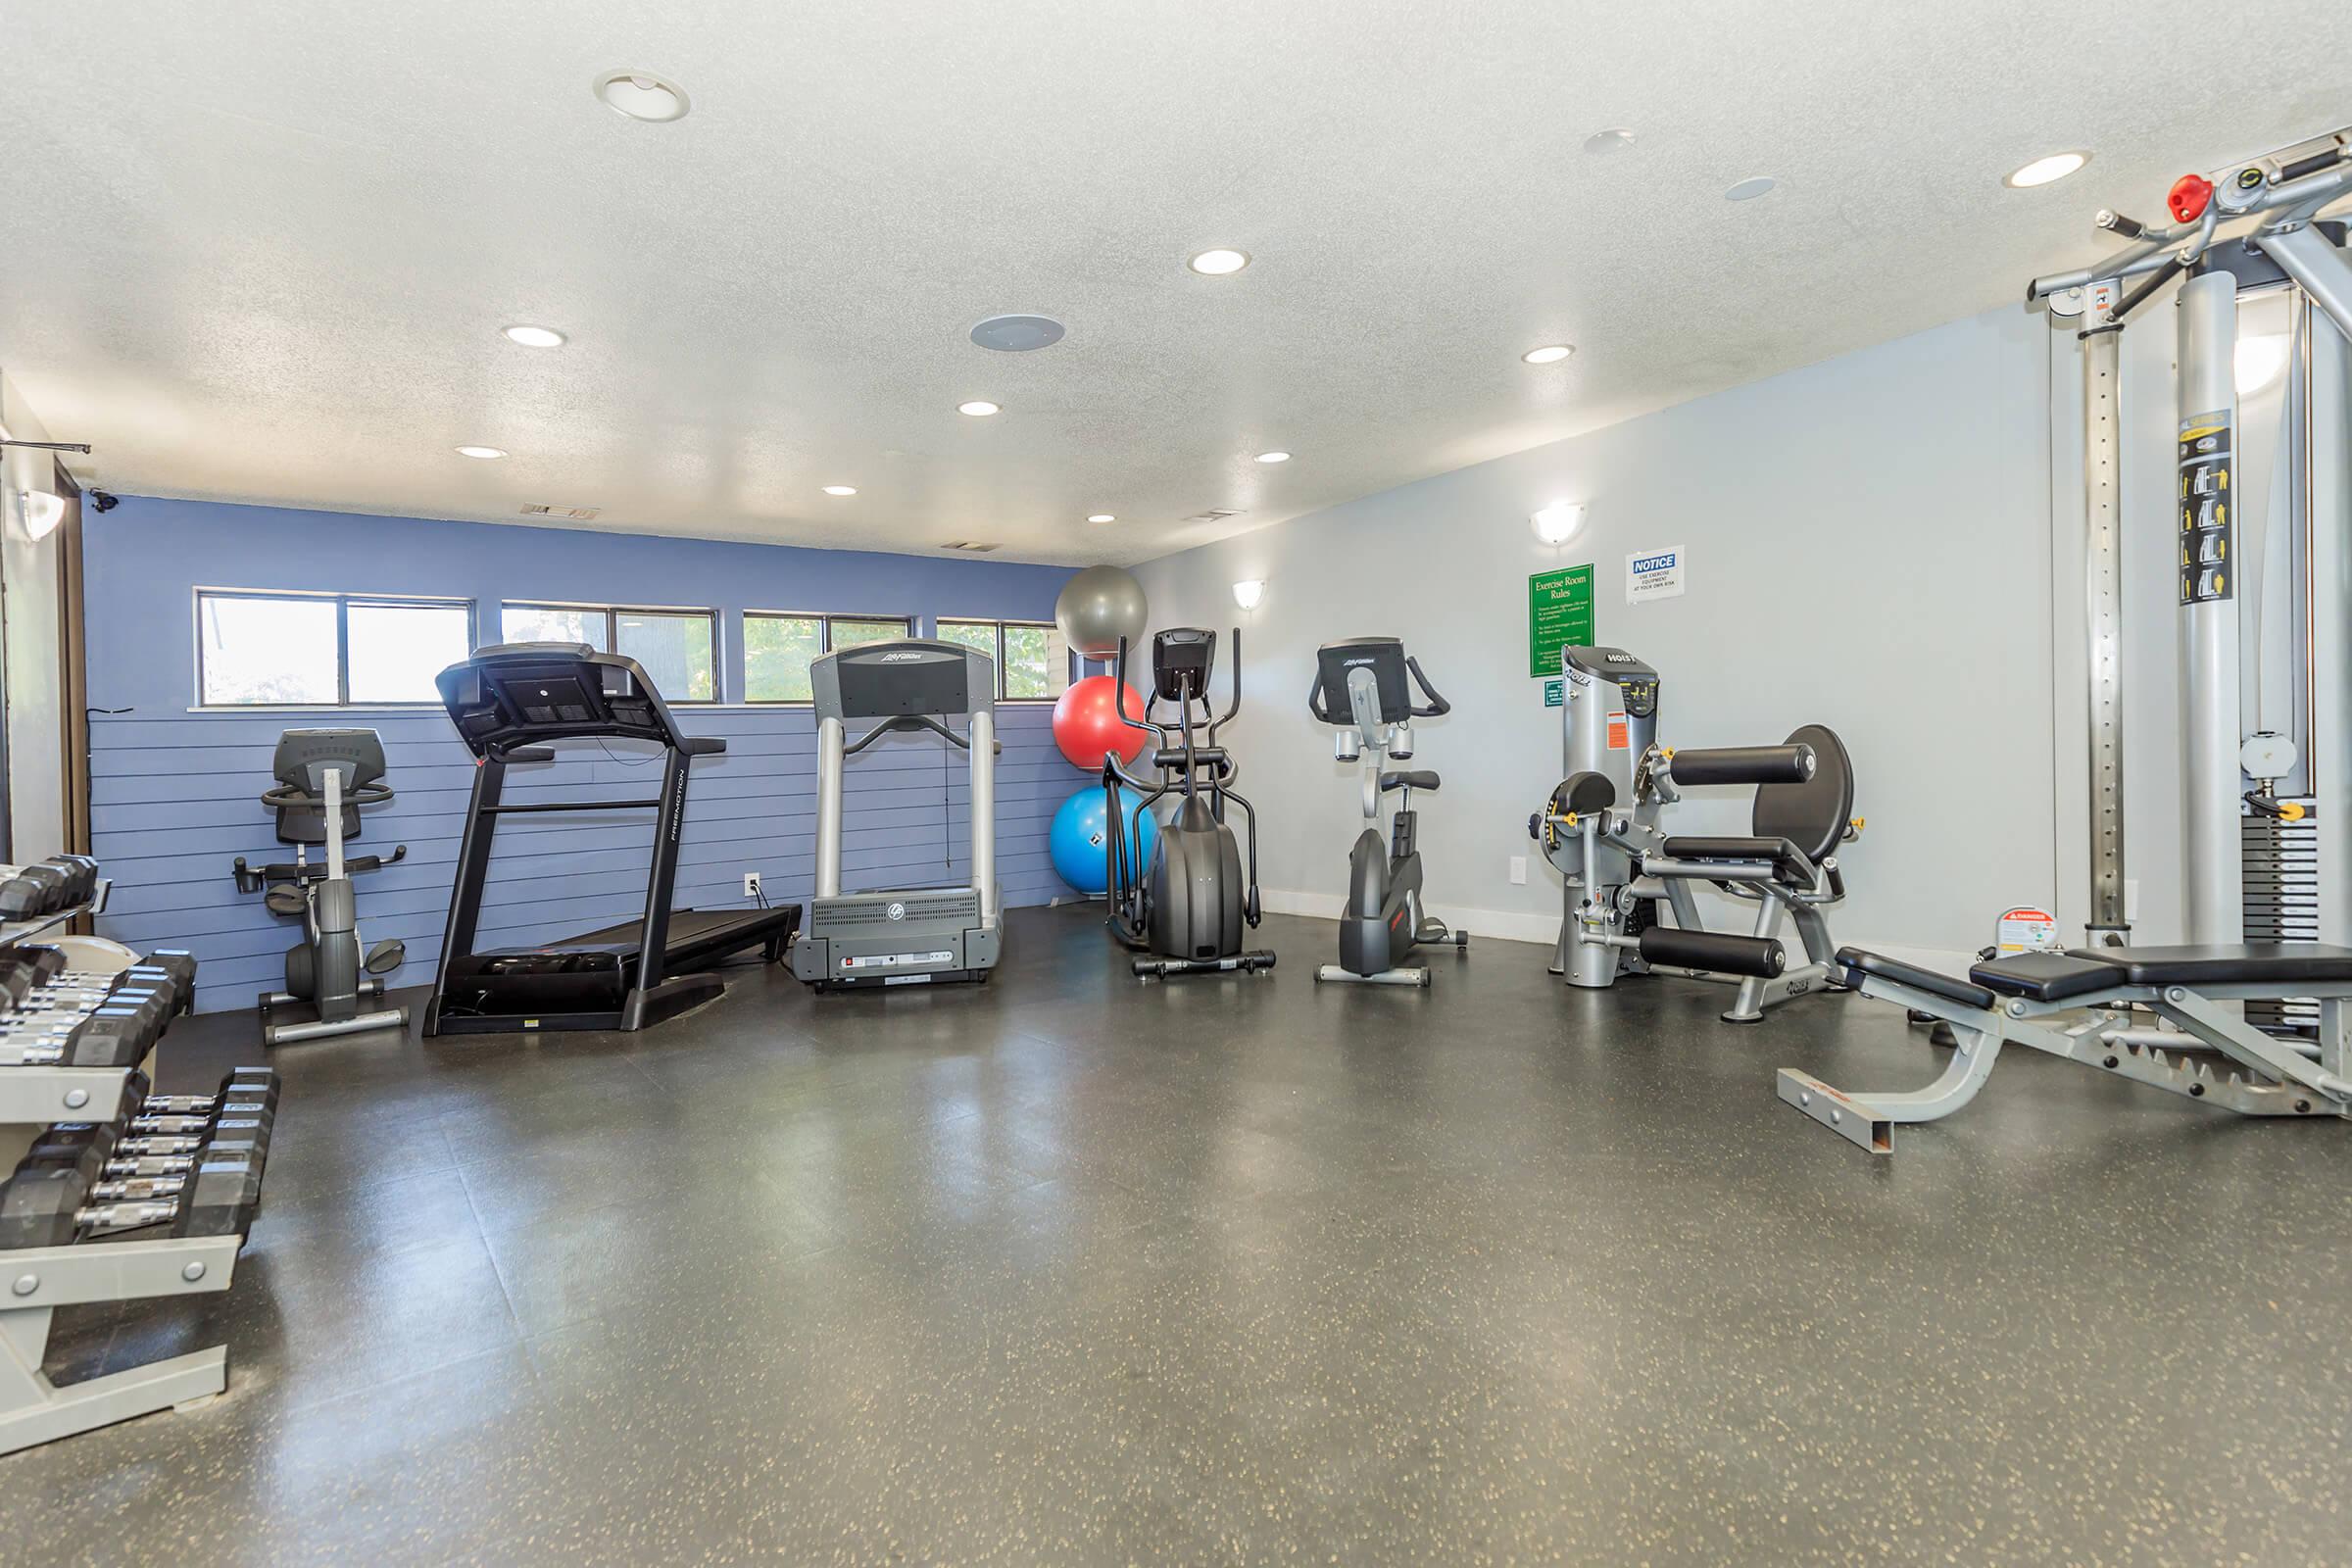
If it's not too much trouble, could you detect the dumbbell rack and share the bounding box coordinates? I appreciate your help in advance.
[0,879,129,1153]
[0,874,258,1456]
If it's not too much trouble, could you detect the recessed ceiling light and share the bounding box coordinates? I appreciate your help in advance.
[1584,128,1636,155]
[1188,248,1251,276]
[957,400,1002,416]
[1087,514,1115,523]
[821,485,858,497]
[2005,151,2089,189]
[595,71,690,122]
[1725,175,1777,202]
[455,445,508,460]
[502,324,566,349]
[1254,451,1291,464]
[1522,344,1576,366]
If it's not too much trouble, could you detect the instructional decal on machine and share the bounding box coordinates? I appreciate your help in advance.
[1625,545,1686,604]
[1528,564,1594,678]
[2178,411,2232,604]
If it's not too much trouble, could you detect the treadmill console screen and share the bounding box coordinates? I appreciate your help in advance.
[831,643,976,719]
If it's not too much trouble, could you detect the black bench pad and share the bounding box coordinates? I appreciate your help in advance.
[1659,835,1814,887]
[1968,953,2121,1004]
[2069,942,2352,989]
[1835,947,1992,1009]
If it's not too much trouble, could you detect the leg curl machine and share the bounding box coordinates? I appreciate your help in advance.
[1528,648,1861,1022]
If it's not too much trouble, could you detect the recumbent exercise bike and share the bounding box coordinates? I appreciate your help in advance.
[230,728,410,1046]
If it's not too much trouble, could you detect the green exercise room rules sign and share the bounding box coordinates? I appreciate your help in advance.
[1528,563,1594,678]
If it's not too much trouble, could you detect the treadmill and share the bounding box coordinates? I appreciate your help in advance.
[423,643,801,1035]
[791,638,1001,991]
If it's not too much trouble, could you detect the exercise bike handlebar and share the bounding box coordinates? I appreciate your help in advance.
[260,778,395,809]
[1402,656,1450,718]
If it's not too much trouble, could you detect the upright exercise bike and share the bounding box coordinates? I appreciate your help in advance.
[230,728,410,1045]
[1102,627,1276,978]
[1307,637,1467,986]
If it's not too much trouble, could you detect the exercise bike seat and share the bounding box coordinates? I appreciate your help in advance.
[1380,770,1441,793]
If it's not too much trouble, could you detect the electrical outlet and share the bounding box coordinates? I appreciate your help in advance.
[743,871,763,901]
[1509,856,1527,886]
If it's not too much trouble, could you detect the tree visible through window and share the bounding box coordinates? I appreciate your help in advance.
[197,591,471,706]
[936,618,1068,702]
[745,613,912,702]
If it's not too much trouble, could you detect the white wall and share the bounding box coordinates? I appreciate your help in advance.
[1133,306,2059,963]
[0,369,70,863]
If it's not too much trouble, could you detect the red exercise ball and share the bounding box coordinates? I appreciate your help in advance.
[1053,675,1150,768]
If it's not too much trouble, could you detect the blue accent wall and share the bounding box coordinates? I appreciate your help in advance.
[83,497,1083,1012]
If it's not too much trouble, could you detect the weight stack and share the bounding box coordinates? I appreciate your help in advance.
[2242,807,2320,1035]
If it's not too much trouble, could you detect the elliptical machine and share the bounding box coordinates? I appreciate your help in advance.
[1306,637,1466,986]
[1102,628,1276,978]
[230,729,411,1046]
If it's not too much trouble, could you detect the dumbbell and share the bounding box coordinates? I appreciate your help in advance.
[0,1002,169,1068]
[0,857,98,920]
[0,954,194,1019]
[5,947,197,1015]
[0,1150,265,1249]
[21,1070,278,1177]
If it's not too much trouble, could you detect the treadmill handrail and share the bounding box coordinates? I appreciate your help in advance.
[845,713,973,755]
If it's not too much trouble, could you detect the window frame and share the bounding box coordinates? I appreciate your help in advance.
[193,586,477,709]
[498,599,721,705]
[741,610,915,706]
[933,615,1070,704]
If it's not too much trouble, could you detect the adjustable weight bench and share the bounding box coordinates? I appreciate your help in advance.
[1779,944,2352,1152]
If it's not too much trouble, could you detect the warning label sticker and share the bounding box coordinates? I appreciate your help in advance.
[1606,711,1630,750]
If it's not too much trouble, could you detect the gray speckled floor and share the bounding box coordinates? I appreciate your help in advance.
[7,905,2350,1565]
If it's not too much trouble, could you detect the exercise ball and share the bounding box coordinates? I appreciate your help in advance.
[1051,785,1158,895]
[1053,675,1151,768]
[1054,565,1149,660]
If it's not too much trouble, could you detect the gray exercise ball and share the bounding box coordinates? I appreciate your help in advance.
[1055,566,1150,659]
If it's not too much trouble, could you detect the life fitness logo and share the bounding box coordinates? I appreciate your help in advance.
[880,652,927,662]
[1344,657,1376,666]
[886,901,906,921]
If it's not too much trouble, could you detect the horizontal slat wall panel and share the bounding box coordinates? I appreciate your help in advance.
[90,706,1093,1012]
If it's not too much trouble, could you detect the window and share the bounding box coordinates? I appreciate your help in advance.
[196,590,473,707]
[500,602,717,702]
[744,612,912,703]
[936,618,1070,702]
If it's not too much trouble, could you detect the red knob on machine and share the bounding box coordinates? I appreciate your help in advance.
[2168,172,2215,223]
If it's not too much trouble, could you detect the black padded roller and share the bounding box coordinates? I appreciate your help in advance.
[1639,926,1786,978]
[1668,744,1814,787]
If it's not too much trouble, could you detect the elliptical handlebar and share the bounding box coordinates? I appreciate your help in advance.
[1208,625,1243,748]
[1110,635,1156,737]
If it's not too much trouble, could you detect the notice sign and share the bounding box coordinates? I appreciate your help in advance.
[1528,564,1595,678]
[1627,545,1686,604]
[1544,678,1563,708]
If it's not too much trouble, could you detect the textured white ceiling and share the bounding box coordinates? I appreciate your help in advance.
[1,1,2345,565]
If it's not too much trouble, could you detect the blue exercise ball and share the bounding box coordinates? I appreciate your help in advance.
[1051,785,1157,895]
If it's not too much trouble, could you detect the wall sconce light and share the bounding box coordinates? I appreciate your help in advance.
[1232,579,1266,611]
[16,488,64,541]
[1530,502,1585,545]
